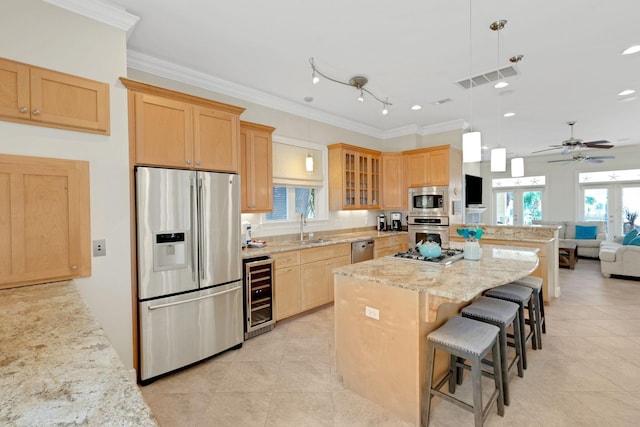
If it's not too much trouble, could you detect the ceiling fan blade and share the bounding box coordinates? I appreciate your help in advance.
[532,146,563,154]
[588,156,615,160]
[584,143,614,149]
[547,159,573,163]
[586,158,604,163]
[583,140,611,145]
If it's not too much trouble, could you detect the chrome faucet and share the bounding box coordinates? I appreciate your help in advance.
[299,213,306,241]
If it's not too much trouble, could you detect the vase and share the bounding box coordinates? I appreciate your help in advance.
[464,240,481,260]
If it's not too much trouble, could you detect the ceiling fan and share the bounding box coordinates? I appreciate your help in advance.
[532,121,614,154]
[547,153,615,164]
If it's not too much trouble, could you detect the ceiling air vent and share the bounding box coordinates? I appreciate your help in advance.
[456,65,519,89]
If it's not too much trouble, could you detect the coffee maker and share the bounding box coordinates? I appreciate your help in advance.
[391,212,402,231]
[377,214,386,231]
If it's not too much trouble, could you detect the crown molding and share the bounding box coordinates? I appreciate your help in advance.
[44,0,139,36]
[127,50,465,141]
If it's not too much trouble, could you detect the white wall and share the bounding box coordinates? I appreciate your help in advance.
[0,1,133,367]
[477,145,640,224]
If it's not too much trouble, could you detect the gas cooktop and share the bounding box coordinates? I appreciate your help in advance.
[392,247,464,265]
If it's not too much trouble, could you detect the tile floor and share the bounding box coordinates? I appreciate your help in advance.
[140,258,640,426]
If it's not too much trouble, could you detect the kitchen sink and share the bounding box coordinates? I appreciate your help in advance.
[300,238,333,245]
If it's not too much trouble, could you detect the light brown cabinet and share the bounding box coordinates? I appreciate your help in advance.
[374,234,409,258]
[0,57,110,134]
[328,143,381,210]
[403,145,450,188]
[272,250,301,321]
[300,243,351,310]
[0,154,91,289]
[240,121,275,213]
[120,78,245,172]
[381,152,405,209]
[271,243,350,320]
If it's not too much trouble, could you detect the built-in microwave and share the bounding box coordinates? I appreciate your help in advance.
[408,186,448,216]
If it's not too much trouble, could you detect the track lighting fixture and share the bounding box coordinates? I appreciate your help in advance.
[309,57,391,115]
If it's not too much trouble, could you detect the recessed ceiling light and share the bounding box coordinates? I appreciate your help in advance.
[618,89,636,96]
[494,81,509,89]
[621,45,640,55]
[411,105,422,110]
[503,112,515,117]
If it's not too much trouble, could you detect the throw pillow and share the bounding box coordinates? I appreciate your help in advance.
[623,229,639,245]
[575,225,598,240]
[628,236,640,246]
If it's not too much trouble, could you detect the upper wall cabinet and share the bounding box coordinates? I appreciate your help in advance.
[0,154,91,289]
[120,78,245,173]
[0,57,110,135]
[403,145,450,188]
[328,143,381,211]
[241,121,275,213]
[381,152,405,210]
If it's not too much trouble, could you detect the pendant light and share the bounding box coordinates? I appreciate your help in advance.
[463,0,482,163]
[490,19,507,172]
[511,157,524,177]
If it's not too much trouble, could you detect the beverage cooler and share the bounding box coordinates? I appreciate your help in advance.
[242,256,275,339]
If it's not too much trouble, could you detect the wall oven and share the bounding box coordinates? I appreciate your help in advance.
[409,186,448,216]
[407,215,450,248]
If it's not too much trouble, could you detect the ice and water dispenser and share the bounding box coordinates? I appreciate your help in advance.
[153,232,187,271]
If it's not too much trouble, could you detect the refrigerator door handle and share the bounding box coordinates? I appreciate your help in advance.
[147,285,241,310]
[198,176,206,281]
[190,177,198,281]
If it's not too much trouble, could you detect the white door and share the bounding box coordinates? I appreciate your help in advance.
[495,188,544,226]
[581,184,640,236]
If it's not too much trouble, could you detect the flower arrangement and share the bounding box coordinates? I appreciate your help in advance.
[456,225,484,241]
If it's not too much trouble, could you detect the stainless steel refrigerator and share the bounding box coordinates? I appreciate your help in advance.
[135,166,243,383]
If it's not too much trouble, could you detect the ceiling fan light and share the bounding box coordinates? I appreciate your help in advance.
[462,132,482,163]
[490,148,507,172]
[621,45,640,55]
[511,157,524,177]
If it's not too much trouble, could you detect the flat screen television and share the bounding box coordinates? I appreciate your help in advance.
[465,174,483,207]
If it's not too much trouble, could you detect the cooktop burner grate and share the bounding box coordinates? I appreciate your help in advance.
[392,247,464,265]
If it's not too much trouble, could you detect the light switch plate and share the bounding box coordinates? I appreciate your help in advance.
[93,239,106,257]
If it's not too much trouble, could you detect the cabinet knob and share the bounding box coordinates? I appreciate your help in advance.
[186,160,192,165]
[32,109,41,115]
[71,265,77,272]
[196,160,201,166]
[19,106,28,113]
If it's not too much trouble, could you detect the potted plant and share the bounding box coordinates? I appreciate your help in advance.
[624,208,638,232]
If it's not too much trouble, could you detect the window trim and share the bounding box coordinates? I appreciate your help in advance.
[261,135,329,228]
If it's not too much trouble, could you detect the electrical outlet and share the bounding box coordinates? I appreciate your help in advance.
[365,306,379,320]
[93,239,106,257]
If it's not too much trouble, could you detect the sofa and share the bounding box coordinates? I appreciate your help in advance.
[532,220,607,258]
[599,235,640,278]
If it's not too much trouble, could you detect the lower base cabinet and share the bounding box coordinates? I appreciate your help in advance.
[374,234,409,258]
[273,243,351,321]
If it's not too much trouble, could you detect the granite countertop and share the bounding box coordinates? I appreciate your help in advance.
[333,244,539,302]
[242,230,407,258]
[452,224,559,243]
[0,281,157,426]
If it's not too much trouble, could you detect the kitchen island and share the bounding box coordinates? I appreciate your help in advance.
[333,245,538,426]
[0,281,157,426]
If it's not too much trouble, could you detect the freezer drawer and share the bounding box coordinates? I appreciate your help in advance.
[139,282,243,382]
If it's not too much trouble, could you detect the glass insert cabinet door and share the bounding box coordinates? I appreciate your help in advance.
[495,189,543,225]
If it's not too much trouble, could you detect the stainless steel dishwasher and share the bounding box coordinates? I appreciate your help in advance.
[351,240,375,263]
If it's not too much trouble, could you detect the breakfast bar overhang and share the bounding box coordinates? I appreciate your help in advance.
[333,245,539,425]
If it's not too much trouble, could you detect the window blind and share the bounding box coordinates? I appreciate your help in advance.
[272,142,324,187]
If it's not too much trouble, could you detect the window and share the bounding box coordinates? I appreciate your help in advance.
[266,186,318,221]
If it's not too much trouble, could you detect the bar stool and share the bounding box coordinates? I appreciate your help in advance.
[513,276,546,349]
[461,297,524,406]
[422,316,504,427]
[484,284,536,370]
